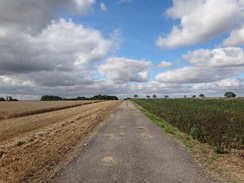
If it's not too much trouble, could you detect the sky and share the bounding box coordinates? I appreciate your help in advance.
[0,0,244,100]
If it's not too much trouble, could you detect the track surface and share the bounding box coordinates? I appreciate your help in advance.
[53,101,220,183]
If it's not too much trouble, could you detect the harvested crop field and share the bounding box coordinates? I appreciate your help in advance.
[0,100,121,183]
[0,100,101,119]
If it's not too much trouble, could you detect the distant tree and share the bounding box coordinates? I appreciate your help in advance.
[146,95,150,99]
[41,94,118,101]
[5,96,18,101]
[184,95,187,98]
[40,95,62,101]
[192,95,196,98]
[134,94,138,99]
[224,91,236,98]
[199,94,205,98]
[152,94,156,99]
[0,97,6,101]
[76,96,87,100]
[165,95,169,99]
[111,96,119,100]
[124,98,131,100]
[91,94,118,100]
[10,98,18,101]
[6,96,12,101]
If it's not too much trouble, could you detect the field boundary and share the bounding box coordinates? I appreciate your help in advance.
[131,100,244,183]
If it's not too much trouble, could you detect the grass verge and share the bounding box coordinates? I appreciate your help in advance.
[132,101,196,149]
[131,101,244,183]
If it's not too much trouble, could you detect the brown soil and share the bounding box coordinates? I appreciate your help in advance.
[0,100,121,183]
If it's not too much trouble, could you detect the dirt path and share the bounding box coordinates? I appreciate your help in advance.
[53,101,221,183]
[0,101,121,183]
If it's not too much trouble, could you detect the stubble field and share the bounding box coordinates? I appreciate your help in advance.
[0,100,102,119]
[0,100,121,183]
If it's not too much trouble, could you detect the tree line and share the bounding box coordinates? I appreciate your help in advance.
[40,94,118,101]
[0,96,18,101]
[133,91,237,99]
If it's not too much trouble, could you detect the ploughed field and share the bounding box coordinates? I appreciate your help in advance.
[0,100,121,183]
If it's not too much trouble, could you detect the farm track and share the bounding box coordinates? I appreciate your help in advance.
[0,100,121,183]
[53,101,221,183]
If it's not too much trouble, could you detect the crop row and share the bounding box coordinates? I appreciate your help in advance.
[133,99,244,154]
[0,101,102,119]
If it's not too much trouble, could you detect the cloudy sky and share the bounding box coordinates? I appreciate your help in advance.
[0,0,243,100]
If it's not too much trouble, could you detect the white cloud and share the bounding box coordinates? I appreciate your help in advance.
[98,57,151,83]
[0,0,128,99]
[158,61,174,68]
[119,0,134,3]
[156,66,242,83]
[0,18,115,97]
[100,2,107,11]
[183,47,244,67]
[216,79,243,87]
[156,0,244,49]
[221,25,244,46]
[110,29,124,53]
[129,81,183,95]
[0,19,112,76]
[156,47,244,83]
[75,0,96,13]
[192,79,244,91]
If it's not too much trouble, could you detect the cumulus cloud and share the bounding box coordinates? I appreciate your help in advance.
[0,0,95,34]
[129,81,184,95]
[156,47,244,83]
[0,0,115,94]
[0,19,112,76]
[156,66,241,83]
[0,0,134,99]
[192,79,244,93]
[98,57,151,83]
[156,0,244,49]
[158,61,174,68]
[221,25,244,46]
[183,47,244,67]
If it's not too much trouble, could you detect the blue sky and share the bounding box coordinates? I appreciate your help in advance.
[0,0,243,100]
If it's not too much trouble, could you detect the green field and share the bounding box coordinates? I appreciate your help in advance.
[133,99,244,154]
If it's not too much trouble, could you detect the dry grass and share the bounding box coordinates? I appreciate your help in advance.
[0,101,121,183]
[0,101,101,119]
